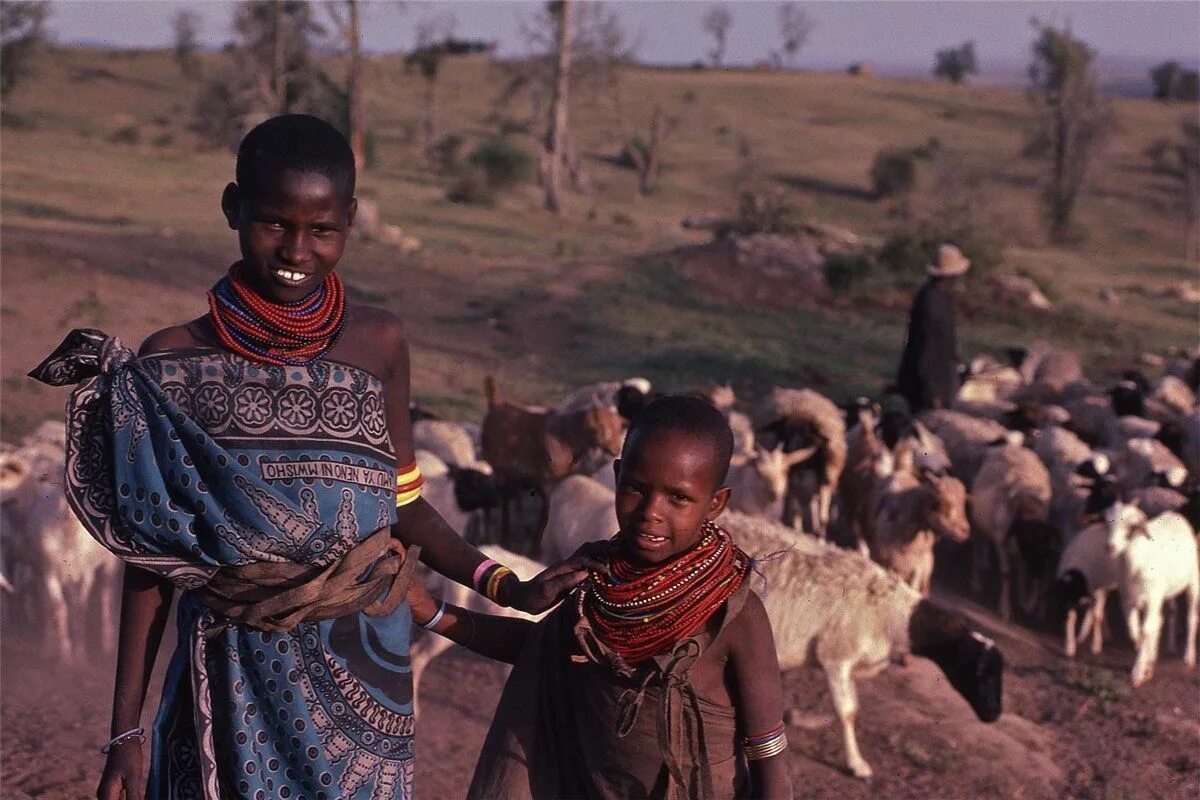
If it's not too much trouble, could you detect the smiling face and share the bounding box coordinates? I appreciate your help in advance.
[613,429,731,566]
[221,168,356,304]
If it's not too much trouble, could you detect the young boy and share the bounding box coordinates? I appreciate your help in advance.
[33,114,592,800]
[410,395,793,799]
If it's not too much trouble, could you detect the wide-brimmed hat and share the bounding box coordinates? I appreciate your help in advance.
[926,243,971,277]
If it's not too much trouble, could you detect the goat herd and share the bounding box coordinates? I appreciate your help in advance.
[1,339,1197,781]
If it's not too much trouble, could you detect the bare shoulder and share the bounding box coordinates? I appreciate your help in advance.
[726,590,777,656]
[338,305,408,382]
[138,317,212,357]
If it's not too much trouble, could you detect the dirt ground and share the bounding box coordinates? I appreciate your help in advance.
[3,581,1198,800]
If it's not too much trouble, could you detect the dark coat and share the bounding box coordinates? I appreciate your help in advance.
[897,278,959,412]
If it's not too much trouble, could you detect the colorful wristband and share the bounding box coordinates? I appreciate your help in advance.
[473,559,499,593]
[395,463,424,508]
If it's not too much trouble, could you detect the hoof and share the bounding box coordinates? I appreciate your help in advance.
[849,763,874,782]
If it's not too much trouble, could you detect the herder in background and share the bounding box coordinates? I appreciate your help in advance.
[896,243,971,412]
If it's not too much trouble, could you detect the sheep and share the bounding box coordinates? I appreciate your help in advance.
[1153,375,1196,416]
[540,474,617,564]
[481,376,625,551]
[413,419,487,472]
[1052,522,1119,658]
[1155,410,1200,473]
[559,377,654,422]
[1103,503,1199,687]
[754,387,846,537]
[918,409,1015,485]
[1013,340,1083,394]
[720,510,1004,781]
[958,356,1023,404]
[0,448,121,662]
[868,452,971,596]
[1034,426,1110,537]
[409,545,547,717]
[969,443,1058,621]
[1112,438,1187,496]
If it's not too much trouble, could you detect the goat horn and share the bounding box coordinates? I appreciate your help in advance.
[782,445,819,466]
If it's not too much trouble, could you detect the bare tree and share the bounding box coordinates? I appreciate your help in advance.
[1025,21,1112,243]
[324,1,367,168]
[703,4,733,68]
[192,1,332,148]
[405,12,457,168]
[1,0,51,98]
[777,3,814,69]
[542,0,573,212]
[172,9,202,79]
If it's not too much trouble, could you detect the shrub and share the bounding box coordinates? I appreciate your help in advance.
[446,169,494,206]
[877,220,1004,279]
[870,148,918,201]
[468,135,534,189]
[108,125,140,144]
[823,252,876,294]
[717,190,804,237]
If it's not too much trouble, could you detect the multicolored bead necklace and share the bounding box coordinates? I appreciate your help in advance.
[580,519,750,664]
[207,263,346,366]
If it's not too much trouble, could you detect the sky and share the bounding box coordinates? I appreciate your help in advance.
[49,1,1200,73]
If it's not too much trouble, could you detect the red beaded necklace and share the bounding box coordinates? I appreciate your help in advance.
[207,263,346,366]
[580,519,750,664]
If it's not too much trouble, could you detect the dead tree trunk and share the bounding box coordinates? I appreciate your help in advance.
[346,0,365,169]
[542,0,572,213]
[272,0,286,114]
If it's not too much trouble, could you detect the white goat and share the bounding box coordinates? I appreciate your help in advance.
[754,388,845,537]
[413,420,489,472]
[409,545,546,716]
[1103,503,1198,687]
[721,511,1004,781]
[0,448,120,662]
[726,445,811,520]
[540,474,617,564]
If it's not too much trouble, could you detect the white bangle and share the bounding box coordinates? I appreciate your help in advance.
[101,726,146,754]
[419,599,446,631]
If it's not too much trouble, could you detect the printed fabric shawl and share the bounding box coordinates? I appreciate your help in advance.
[29,328,400,586]
[30,329,421,800]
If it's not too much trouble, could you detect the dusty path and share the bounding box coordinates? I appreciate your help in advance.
[3,587,1197,800]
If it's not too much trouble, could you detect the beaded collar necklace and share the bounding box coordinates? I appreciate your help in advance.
[579,519,750,664]
[207,263,346,366]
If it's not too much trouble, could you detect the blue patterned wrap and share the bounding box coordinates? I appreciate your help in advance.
[31,329,416,800]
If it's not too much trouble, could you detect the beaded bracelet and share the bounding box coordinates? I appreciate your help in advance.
[742,724,787,761]
[420,599,447,631]
[472,559,499,593]
[100,726,146,754]
[485,566,513,605]
[395,464,425,508]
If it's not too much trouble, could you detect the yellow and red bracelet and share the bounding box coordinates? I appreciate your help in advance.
[395,462,424,508]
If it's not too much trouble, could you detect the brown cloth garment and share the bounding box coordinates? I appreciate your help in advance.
[193,529,420,633]
[468,582,752,800]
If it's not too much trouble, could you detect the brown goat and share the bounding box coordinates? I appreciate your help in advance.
[481,377,625,551]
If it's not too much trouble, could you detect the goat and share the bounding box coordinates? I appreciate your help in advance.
[1103,503,1198,687]
[722,511,1003,781]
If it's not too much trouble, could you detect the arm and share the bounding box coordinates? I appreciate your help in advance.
[378,314,597,612]
[406,569,534,664]
[96,565,175,800]
[727,592,793,800]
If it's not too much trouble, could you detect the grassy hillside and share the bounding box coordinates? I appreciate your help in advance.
[2,46,1197,435]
